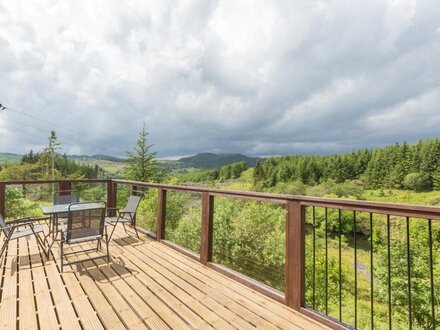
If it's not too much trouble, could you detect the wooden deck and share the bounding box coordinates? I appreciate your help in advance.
[0,222,328,329]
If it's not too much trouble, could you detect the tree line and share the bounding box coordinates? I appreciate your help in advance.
[253,138,440,191]
[179,161,248,183]
[0,149,104,183]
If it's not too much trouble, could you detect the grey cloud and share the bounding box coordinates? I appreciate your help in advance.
[1,0,440,158]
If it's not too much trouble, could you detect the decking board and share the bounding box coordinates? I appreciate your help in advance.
[112,235,264,329]
[28,232,59,329]
[18,238,38,329]
[110,236,225,329]
[0,223,328,329]
[0,239,18,329]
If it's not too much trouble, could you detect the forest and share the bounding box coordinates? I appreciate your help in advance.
[178,139,440,198]
[0,149,104,182]
[253,138,440,192]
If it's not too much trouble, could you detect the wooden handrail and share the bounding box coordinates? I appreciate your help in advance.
[3,178,440,219]
[112,179,440,219]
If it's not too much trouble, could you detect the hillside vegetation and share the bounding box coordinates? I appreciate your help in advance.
[177,152,261,169]
[0,152,21,164]
[252,138,440,192]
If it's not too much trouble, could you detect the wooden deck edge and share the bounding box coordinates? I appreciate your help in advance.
[160,239,200,262]
[300,308,349,330]
[133,225,156,240]
[207,262,285,305]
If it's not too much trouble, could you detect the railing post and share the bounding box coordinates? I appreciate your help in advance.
[130,185,138,194]
[200,192,214,265]
[58,180,72,195]
[285,201,305,310]
[156,188,166,241]
[130,185,138,224]
[107,180,117,216]
[0,183,5,218]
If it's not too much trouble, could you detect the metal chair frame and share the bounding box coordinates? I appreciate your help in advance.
[60,202,109,272]
[106,191,144,241]
[0,215,47,260]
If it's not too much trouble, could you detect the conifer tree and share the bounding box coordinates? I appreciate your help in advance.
[125,123,158,182]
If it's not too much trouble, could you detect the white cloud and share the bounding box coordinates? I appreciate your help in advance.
[0,0,440,157]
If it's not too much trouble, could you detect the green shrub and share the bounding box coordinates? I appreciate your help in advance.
[403,173,431,192]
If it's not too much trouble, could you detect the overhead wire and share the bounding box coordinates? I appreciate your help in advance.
[0,104,127,155]
[6,107,125,151]
[1,115,124,154]
[6,107,127,153]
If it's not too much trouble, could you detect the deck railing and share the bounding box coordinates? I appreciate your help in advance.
[1,179,439,329]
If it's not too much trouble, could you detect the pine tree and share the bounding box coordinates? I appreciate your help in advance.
[125,123,158,182]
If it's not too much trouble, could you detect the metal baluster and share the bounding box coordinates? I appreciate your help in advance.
[339,209,342,322]
[406,217,412,329]
[387,215,392,330]
[325,207,328,315]
[370,213,374,330]
[313,206,316,310]
[354,211,357,329]
[428,219,436,330]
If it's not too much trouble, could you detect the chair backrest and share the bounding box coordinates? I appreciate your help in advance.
[0,215,10,237]
[66,202,106,242]
[54,194,79,205]
[123,194,142,214]
[54,194,79,218]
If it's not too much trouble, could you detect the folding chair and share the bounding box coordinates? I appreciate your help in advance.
[0,214,47,260]
[60,202,109,272]
[106,192,143,241]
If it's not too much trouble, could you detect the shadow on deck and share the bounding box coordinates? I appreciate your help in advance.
[0,222,328,329]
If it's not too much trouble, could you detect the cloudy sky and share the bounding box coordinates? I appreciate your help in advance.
[0,0,439,158]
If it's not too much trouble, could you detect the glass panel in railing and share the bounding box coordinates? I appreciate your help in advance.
[71,182,106,202]
[134,188,157,236]
[164,191,201,254]
[5,183,53,219]
[212,197,286,292]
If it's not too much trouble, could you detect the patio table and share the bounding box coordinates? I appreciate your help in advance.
[41,202,102,251]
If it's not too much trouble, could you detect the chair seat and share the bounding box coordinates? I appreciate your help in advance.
[105,216,131,224]
[60,223,102,243]
[10,225,44,240]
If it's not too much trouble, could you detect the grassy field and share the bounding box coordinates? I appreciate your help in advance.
[0,153,21,164]
[74,159,127,177]
[214,169,440,206]
[364,189,440,205]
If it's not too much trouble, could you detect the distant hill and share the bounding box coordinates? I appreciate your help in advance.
[1,151,261,171]
[0,152,21,164]
[90,154,125,162]
[0,152,125,165]
[177,153,262,169]
[67,154,125,162]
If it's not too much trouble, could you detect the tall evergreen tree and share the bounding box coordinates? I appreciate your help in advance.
[125,123,158,182]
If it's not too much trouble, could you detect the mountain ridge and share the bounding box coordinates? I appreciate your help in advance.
[177,152,262,169]
[1,152,262,169]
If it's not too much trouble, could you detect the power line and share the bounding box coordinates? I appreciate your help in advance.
[6,107,125,151]
[1,115,124,154]
[0,104,127,155]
